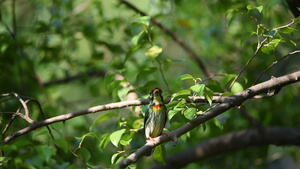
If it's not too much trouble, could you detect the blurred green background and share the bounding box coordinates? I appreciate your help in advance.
[0,0,300,168]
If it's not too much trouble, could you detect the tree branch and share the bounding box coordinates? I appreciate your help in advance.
[1,71,299,166]
[0,95,225,144]
[151,126,300,169]
[119,0,213,78]
[117,70,300,168]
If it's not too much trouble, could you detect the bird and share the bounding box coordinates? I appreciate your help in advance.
[144,87,168,156]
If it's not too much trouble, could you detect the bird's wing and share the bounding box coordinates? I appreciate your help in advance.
[164,105,168,124]
[144,107,149,129]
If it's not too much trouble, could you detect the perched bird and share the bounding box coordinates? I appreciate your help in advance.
[144,87,168,156]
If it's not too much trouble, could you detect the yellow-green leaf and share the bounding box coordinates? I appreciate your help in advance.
[231,82,244,94]
[204,87,214,105]
[184,108,196,120]
[109,129,126,147]
[179,74,194,81]
[190,84,205,97]
[145,46,163,59]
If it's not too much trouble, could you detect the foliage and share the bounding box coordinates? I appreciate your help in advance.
[0,0,300,168]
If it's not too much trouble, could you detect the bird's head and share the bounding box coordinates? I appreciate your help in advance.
[149,87,163,103]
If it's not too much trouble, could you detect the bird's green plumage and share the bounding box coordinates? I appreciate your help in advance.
[144,87,168,156]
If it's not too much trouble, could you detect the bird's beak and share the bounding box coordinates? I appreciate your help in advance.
[153,89,161,96]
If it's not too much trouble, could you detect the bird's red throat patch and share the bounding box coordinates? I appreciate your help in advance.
[153,104,163,108]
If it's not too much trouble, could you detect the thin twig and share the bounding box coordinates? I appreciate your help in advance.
[157,59,171,93]
[26,98,55,139]
[253,50,300,85]
[12,93,30,120]
[274,19,295,30]
[230,37,268,88]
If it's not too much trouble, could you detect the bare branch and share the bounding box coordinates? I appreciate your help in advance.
[5,93,35,124]
[118,70,300,168]
[274,19,295,30]
[151,126,300,169]
[0,93,227,144]
[1,71,299,167]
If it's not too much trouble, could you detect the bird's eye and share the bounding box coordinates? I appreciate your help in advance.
[150,88,155,95]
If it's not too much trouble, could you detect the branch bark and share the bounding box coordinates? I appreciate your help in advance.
[0,95,225,144]
[117,70,300,168]
[151,126,300,169]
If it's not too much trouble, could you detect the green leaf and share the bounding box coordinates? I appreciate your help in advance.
[174,99,187,109]
[109,129,126,147]
[104,73,116,92]
[166,101,179,109]
[132,119,143,129]
[295,16,300,24]
[99,133,111,151]
[171,90,191,101]
[231,82,244,94]
[190,84,205,97]
[79,147,91,162]
[118,87,130,101]
[285,39,297,46]
[145,46,163,59]
[36,146,53,163]
[77,133,99,148]
[120,138,132,146]
[225,8,238,18]
[279,27,294,35]
[264,29,277,38]
[247,5,263,13]
[131,30,145,46]
[111,151,125,164]
[179,74,194,81]
[256,6,264,13]
[213,118,224,131]
[204,87,214,105]
[153,145,166,165]
[184,108,196,120]
[227,14,239,28]
[222,74,236,86]
[0,157,9,165]
[52,139,68,153]
[90,112,117,130]
[168,109,180,121]
[139,16,151,26]
[124,44,142,64]
[261,39,281,54]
